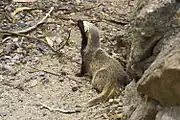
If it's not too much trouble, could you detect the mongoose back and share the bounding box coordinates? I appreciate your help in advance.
[77,20,129,107]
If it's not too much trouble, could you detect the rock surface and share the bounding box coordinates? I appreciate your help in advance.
[129,99,157,120]
[138,49,180,105]
[128,0,178,79]
[124,0,180,120]
[155,106,180,120]
[128,0,180,105]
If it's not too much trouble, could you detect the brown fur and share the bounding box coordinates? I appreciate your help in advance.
[77,20,129,106]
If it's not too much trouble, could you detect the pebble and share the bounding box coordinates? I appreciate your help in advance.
[71,56,80,62]
[109,99,114,103]
[36,71,45,76]
[72,86,79,92]
[30,75,37,80]
[59,77,64,82]
[114,98,120,103]
[0,64,11,71]
[42,77,49,83]
[29,80,38,87]
[16,22,27,28]
[118,102,123,107]
[36,94,42,99]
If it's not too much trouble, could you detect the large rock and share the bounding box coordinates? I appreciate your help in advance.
[122,0,180,119]
[122,81,157,120]
[127,0,180,105]
[127,0,178,79]
[129,99,157,120]
[122,81,141,118]
[137,49,180,105]
[156,106,180,120]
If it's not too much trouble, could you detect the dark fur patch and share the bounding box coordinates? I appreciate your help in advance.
[77,20,88,75]
[77,20,88,55]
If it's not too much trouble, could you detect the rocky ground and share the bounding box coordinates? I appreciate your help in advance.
[0,0,137,120]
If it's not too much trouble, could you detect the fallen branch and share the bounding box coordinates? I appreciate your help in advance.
[29,66,65,77]
[15,7,54,34]
[30,67,82,84]
[38,103,81,114]
[57,29,71,51]
[0,30,58,54]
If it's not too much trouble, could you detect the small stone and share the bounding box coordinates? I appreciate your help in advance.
[30,75,37,80]
[29,80,38,87]
[16,22,27,28]
[72,86,79,92]
[76,0,81,4]
[115,110,119,114]
[109,99,114,103]
[3,56,11,59]
[37,44,48,52]
[36,72,45,76]
[60,49,65,54]
[41,77,49,83]
[0,64,11,71]
[36,94,42,99]
[59,78,64,82]
[71,56,80,62]
[119,102,123,107]
[114,99,120,103]
[61,71,67,76]
[102,7,109,13]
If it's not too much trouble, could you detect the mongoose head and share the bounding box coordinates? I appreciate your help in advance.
[77,20,100,55]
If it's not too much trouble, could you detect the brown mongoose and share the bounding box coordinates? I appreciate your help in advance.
[77,20,129,106]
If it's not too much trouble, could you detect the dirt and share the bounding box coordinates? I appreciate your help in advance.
[0,0,136,119]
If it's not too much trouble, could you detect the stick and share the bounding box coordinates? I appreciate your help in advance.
[15,7,54,34]
[57,29,71,51]
[38,103,81,114]
[0,30,58,54]
[30,67,82,84]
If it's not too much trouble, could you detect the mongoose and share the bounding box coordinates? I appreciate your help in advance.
[77,20,129,106]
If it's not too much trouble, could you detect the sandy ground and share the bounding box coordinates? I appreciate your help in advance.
[0,0,136,119]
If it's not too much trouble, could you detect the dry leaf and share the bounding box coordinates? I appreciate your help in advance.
[45,37,54,47]
[13,0,37,2]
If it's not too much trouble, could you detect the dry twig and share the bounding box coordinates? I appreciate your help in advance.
[0,30,58,53]
[57,29,71,51]
[15,7,54,34]
[30,67,82,84]
[37,103,81,114]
